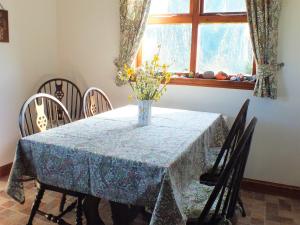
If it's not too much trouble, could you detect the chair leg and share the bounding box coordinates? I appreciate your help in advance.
[27,186,45,225]
[59,194,67,212]
[237,196,246,217]
[76,197,83,225]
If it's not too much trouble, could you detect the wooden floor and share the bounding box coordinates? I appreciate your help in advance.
[0,176,300,225]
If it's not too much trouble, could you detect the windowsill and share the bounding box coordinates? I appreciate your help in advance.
[169,78,255,90]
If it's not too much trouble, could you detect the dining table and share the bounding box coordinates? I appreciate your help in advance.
[6,105,228,225]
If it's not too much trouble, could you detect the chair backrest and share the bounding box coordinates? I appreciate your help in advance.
[227,117,257,219]
[37,78,82,121]
[83,87,113,118]
[198,117,257,224]
[19,93,72,137]
[211,99,250,175]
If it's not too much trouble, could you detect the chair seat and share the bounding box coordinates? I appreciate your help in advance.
[206,147,222,169]
[182,180,214,219]
[200,147,224,186]
[141,180,216,221]
[203,147,225,178]
[182,180,231,225]
[200,147,226,186]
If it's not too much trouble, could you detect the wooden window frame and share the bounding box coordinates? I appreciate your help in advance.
[137,0,255,90]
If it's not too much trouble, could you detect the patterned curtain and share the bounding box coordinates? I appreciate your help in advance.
[246,0,283,99]
[115,0,152,86]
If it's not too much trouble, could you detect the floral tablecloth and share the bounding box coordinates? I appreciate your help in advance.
[6,105,228,225]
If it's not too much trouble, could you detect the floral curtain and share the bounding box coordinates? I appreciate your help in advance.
[246,0,283,99]
[115,0,152,86]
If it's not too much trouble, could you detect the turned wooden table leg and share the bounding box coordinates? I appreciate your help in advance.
[83,196,104,225]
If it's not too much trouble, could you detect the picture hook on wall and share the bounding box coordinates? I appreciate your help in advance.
[0,2,9,43]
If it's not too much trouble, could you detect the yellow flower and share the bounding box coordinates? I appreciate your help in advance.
[150,68,154,76]
[162,64,168,72]
[152,54,159,63]
[127,68,134,78]
[165,73,171,84]
[121,51,171,101]
[124,64,129,72]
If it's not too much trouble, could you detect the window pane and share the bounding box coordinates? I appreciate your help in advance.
[197,24,253,75]
[204,0,246,13]
[142,24,192,72]
[150,0,190,14]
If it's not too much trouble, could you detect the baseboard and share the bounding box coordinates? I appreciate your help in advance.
[0,163,12,177]
[241,178,300,199]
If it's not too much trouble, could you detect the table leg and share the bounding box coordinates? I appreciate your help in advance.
[110,202,131,225]
[110,202,142,225]
[83,196,105,225]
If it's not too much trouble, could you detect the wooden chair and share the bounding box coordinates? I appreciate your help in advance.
[185,117,257,225]
[83,87,113,118]
[201,99,250,184]
[37,78,83,121]
[19,93,85,225]
[200,99,250,216]
[227,118,257,219]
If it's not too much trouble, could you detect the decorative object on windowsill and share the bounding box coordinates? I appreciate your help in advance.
[182,71,194,78]
[237,74,245,81]
[194,73,201,79]
[182,73,188,78]
[230,73,245,81]
[203,71,215,79]
[171,74,181,79]
[229,74,256,82]
[0,2,9,43]
[215,71,228,80]
[117,48,171,126]
[188,71,194,78]
[243,75,253,81]
[230,76,238,81]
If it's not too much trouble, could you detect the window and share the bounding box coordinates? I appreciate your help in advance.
[137,0,255,90]
[203,0,247,13]
[142,24,192,72]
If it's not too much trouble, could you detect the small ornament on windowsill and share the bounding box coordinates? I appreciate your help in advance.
[0,2,9,43]
[215,71,228,80]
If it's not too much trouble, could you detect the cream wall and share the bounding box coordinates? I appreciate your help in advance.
[57,0,128,105]
[0,0,58,166]
[57,0,300,187]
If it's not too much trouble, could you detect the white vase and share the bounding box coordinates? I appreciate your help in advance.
[138,100,152,126]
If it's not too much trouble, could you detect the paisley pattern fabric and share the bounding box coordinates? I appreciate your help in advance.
[206,147,223,170]
[182,180,214,219]
[182,180,232,225]
[246,0,282,99]
[6,105,227,225]
[115,0,151,86]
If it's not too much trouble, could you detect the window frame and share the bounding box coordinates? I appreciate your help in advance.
[137,0,256,90]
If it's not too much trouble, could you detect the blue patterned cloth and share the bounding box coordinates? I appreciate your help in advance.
[6,105,228,225]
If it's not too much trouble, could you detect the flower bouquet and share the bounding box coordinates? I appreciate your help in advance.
[118,51,171,126]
